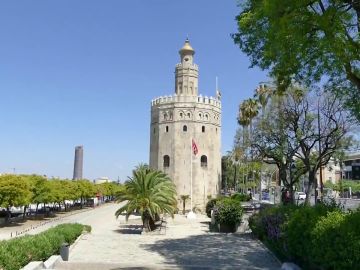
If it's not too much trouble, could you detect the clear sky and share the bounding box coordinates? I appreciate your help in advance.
[0,1,268,181]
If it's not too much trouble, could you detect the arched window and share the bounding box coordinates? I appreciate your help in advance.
[187,112,191,118]
[166,126,169,132]
[202,126,205,133]
[163,155,170,167]
[201,155,207,168]
[183,125,187,132]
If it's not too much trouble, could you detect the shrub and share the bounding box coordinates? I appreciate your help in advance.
[231,193,251,202]
[0,223,90,270]
[249,203,360,270]
[311,210,360,269]
[249,204,296,259]
[284,204,337,266]
[205,198,219,218]
[213,198,243,226]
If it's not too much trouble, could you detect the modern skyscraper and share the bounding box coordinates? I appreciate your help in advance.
[73,145,83,180]
[149,39,222,210]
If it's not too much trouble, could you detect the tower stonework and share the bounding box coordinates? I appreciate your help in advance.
[149,39,221,211]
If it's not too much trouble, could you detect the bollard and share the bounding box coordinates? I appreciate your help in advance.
[60,243,70,261]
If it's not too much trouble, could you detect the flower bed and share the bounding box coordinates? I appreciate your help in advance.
[0,223,91,270]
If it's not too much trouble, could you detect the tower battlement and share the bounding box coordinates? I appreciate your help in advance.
[151,94,221,109]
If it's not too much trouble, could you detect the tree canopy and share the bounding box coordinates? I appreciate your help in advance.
[232,0,360,118]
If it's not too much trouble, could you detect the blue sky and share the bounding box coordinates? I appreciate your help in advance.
[0,1,268,181]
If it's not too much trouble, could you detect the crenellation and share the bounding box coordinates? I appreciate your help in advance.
[151,94,221,109]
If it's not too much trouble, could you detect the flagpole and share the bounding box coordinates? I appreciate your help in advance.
[188,137,196,219]
[190,137,193,211]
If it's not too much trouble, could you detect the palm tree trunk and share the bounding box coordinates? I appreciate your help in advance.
[142,213,156,232]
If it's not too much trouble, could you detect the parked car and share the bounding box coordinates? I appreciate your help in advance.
[295,192,306,200]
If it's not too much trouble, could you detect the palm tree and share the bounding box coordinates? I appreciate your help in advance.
[255,83,273,116]
[115,165,177,232]
[180,195,190,215]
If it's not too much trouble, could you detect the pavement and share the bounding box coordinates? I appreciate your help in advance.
[52,203,280,269]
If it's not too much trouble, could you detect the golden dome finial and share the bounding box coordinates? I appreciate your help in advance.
[179,37,195,55]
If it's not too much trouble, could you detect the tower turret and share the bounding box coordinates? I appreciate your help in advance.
[175,38,199,96]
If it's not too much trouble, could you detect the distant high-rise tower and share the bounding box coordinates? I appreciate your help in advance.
[73,146,83,180]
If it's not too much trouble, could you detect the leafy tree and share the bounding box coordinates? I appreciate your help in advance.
[115,165,177,232]
[75,180,95,207]
[26,175,52,213]
[0,175,31,222]
[232,0,360,118]
[249,85,354,202]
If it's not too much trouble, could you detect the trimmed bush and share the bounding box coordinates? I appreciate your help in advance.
[213,198,243,227]
[231,193,251,202]
[0,223,91,270]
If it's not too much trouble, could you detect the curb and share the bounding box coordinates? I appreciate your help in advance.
[251,233,282,267]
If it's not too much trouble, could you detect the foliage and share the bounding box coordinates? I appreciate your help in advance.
[205,198,219,218]
[239,85,353,203]
[232,0,360,118]
[231,193,251,202]
[0,175,31,213]
[98,182,124,197]
[213,198,243,226]
[75,180,95,201]
[249,204,360,269]
[115,165,177,232]
[0,223,90,270]
[311,211,360,269]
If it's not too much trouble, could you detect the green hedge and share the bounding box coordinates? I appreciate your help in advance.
[249,203,360,269]
[0,223,91,270]
[231,193,251,202]
[213,198,243,226]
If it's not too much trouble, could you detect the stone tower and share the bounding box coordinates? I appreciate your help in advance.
[149,39,222,210]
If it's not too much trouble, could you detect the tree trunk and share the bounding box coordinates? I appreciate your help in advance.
[36,203,39,214]
[182,200,186,215]
[142,212,156,232]
[64,201,67,212]
[22,205,27,220]
[5,207,11,224]
[305,170,317,205]
[234,165,237,192]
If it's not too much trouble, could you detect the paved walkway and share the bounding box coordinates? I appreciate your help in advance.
[57,203,280,269]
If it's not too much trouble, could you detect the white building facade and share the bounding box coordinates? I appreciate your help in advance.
[149,39,222,210]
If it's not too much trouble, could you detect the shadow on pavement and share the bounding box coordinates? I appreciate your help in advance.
[140,233,280,269]
[113,224,143,234]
